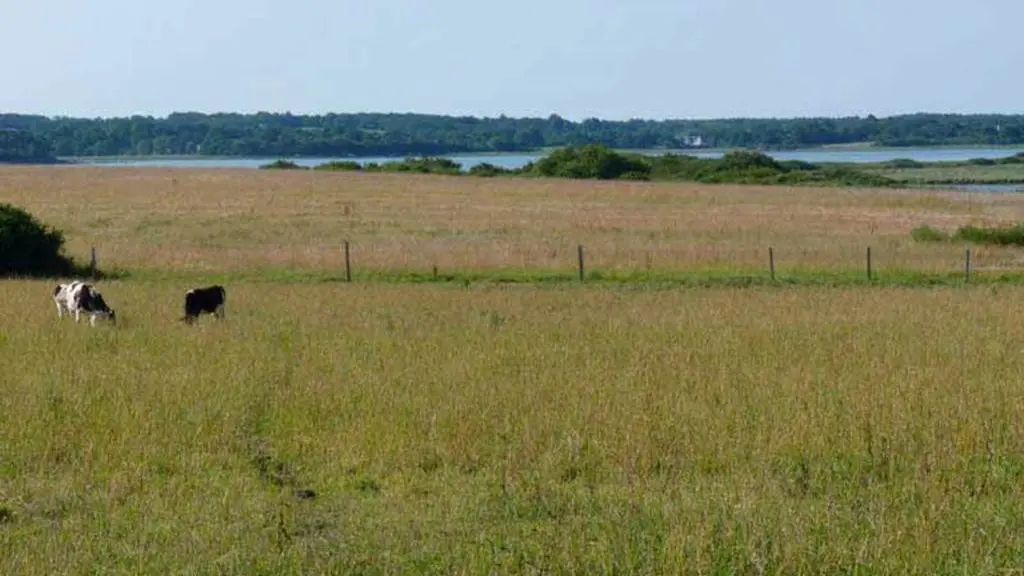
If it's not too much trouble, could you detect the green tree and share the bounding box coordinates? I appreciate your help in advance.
[533,144,651,179]
[4,111,1024,159]
[0,129,57,163]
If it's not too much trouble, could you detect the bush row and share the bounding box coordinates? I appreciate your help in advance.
[261,145,898,188]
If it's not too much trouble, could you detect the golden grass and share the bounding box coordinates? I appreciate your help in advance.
[3,281,1024,573]
[4,166,1024,275]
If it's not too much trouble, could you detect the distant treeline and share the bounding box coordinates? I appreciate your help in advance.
[0,129,60,163]
[3,112,1024,161]
[264,145,898,188]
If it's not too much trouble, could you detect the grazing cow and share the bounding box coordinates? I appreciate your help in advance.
[53,281,116,326]
[181,285,226,324]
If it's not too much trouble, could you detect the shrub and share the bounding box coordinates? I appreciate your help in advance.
[0,203,77,277]
[719,149,783,171]
[702,166,781,184]
[618,171,652,181]
[778,160,818,172]
[468,163,509,177]
[800,167,898,188]
[259,159,307,170]
[953,223,1024,246]
[646,153,704,180]
[532,145,651,180]
[996,154,1024,165]
[378,157,463,175]
[910,225,950,243]
[314,160,363,171]
[885,158,924,169]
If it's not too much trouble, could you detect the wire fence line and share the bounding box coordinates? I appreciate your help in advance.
[82,242,989,287]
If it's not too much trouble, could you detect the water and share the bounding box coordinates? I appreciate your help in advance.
[948,183,1024,193]
[75,146,1024,171]
[76,154,540,170]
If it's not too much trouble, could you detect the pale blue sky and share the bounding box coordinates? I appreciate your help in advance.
[3,0,1020,120]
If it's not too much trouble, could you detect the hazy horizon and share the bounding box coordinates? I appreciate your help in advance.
[4,0,1021,122]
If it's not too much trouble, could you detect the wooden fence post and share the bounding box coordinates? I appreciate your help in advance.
[965,247,971,282]
[769,247,775,281]
[344,241,352,282]
[866,246,872,281]
[90,247,97,280]
[577,245,585,282]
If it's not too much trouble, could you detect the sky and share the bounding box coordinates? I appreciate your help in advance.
[2,0,1021,121]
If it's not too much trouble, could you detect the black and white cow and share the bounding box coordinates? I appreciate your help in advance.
[181,285,226,324]
[53,281,117,326]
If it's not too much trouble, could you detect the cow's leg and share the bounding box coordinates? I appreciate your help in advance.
[74,309,81,323]
[90,313,98,327]
[216,305,225,320]
[55,300,63,319]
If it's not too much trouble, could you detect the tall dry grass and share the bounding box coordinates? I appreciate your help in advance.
[3,281,1024,573]
[3,166,1024,275]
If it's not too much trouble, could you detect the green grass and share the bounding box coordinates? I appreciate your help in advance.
[5,281,1024,573]
[109,263,1008,289]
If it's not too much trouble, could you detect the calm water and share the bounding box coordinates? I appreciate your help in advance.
[76,146,1024,170]
[950,183,1024,192]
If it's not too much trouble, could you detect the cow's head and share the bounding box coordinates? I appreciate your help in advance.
[91,292,116,324]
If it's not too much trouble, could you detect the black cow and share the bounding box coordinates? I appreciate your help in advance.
[181,285,226,324]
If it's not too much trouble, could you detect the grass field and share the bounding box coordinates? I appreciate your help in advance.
[4,167,1024,572]
[3,165,1024,280]
[4,282,1024,573]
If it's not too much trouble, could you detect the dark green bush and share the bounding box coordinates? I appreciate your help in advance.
[885,158,925,169]
[468,162,511,177]
[618,171,652,181]
[314,160,363,171]
[996,154,1024,165]
[778,160,818,172]
[0,203,77,277]
[374,157,464,175]
[953,223,1024,246]
[719,149,784,171]
[532,145,651,180]
[910,225,950,242]
[259,159,307,170]
[790,167,897,188]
